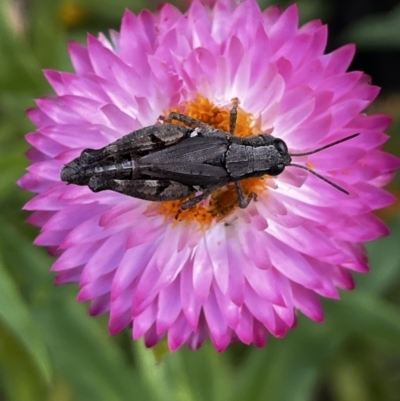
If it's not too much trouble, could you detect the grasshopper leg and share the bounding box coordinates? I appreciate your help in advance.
[180,180,256,212]
[88,177,194,201]
[79,144,119,164]
[162,112,211,130]
[229,97,239,136]
[180,187,218,210]
[234,181,256,208]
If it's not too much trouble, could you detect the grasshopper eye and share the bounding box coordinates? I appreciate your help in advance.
[273,138,288,154]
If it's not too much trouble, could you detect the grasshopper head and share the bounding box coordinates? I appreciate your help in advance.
[266,138,292,176]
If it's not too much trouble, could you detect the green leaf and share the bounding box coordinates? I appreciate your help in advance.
[0,324,49,401]
[0,218,53,300]
[168,344,233,401]
[36,289,150,401]
[0,144,29,201]
[80,0,157,19]
[0,252,52,385]
[330,346,391,401]
[0,218,150,401]
[232,321,345,401]
[133,340,178,401]
[325,291,400,354]
[30,0,69,69]
[133,340,233,401]
[357,217,400,295]
[0,2,43,93]
[344,4,400,49]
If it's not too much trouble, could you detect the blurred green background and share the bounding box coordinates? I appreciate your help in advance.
[0,0,399,400]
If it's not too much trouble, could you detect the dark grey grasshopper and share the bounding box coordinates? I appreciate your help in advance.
[61,102,359,210]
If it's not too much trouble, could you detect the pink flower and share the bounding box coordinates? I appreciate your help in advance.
[19,0,399,351]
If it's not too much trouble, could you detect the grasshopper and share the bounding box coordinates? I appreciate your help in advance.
[61,100,358,210]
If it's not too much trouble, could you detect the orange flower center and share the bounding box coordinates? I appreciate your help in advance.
[156,95,269,227]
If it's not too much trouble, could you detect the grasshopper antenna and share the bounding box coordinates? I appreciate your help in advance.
[289,133,359,157]
[288,133,360,195]
[288,163,349,194]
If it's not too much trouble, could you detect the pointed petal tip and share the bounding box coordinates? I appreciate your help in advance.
[77,288,91,302]
[109,319,130,335]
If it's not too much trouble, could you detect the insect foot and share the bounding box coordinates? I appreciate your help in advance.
[238,192,257,208]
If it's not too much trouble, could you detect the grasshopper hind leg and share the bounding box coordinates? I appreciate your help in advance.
[79,145,119,164]
[180,186,220,210]
[88,177,194,202]
[162,112,211,130]
[180,180,256,212]
[165,98,240,136]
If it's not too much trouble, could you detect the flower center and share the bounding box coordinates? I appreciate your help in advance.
[156,95,269,227]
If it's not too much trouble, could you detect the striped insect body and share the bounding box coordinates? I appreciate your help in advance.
[61,102,359,211]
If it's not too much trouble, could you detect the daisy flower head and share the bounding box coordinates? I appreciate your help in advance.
[19,0,399,351]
